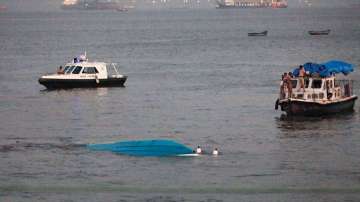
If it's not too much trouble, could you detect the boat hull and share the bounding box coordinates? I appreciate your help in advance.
[248,31,267,36]
[278,96,357,116]
[38,77,127,89]
[87,139,194,157]
[308,30,330,35]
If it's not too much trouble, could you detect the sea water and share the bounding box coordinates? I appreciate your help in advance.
[0,8,360,201]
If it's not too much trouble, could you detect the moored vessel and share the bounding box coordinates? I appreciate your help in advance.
[308,29,331,35]
[61,0,123,10]
[248,30,268,36]
[215,0,287,9]
[275,60,357,116]
[39,54,127,89]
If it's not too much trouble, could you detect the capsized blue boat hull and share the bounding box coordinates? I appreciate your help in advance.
[87,139,195,157]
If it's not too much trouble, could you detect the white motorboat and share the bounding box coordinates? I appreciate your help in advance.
[39,55,127,89]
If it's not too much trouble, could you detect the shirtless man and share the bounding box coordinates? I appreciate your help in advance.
[298,65,306,92]
[283,72,292,98]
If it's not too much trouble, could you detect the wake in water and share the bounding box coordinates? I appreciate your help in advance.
[0,141,86,153]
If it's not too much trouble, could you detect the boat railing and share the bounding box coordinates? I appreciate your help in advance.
[335,79,354,98]
[106,63,122,78]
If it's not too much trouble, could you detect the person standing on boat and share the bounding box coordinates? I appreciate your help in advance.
[283,72,292,98]
[298,65,306,92]
[280,73,286,99]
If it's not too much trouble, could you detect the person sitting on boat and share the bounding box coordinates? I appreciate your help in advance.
[57,66,64,74]
[298,65,306,92]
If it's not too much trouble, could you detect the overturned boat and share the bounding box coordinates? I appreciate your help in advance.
[39,55,127,89]
[275,60,357,116]
[87,139,196,157]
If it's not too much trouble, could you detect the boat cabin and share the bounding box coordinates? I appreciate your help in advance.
[276,60,357,116]
[281,75,354,102]
[44,61,125,80]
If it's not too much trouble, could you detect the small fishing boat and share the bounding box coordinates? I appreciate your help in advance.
[87,139,197,157]
[308,29,330,35]
[38,54,127,89]
[248,30,268,37]
[275,60,357,116]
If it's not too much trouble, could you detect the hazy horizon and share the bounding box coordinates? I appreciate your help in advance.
[1,0,360,12]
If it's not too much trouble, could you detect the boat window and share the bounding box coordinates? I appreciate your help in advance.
[305,79,310,88]
[82,67,99,74]
[291,80,297,89]
[65,66,75,74]
[72,66,82,74]
[311,79,322,88]
[63,66,70,73]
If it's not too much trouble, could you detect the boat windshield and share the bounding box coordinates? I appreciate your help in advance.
[63,66,70,73]
[65,66,75,74]
[72,66,82,74]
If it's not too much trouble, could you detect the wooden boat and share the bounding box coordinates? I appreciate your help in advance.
[275,61,357,116]
[39,54,127,89]
[248,31,268,36]
[308,29,330,35]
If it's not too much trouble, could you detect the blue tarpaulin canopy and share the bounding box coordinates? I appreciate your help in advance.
[87,139,194,157]
[292,60,354,77]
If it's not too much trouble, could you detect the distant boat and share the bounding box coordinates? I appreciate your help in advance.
[87,139,196,157]
[61,0,125,10]
[0,5,7,12]
[248,30,268,36]
[116,7,129,12]
[308,29,331,35]
[215,0,287,9]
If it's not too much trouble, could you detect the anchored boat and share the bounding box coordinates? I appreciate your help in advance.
[275,60,357,116]
[61,0,123,10]
[39,54,127,89]
[248,30,268,36]
[308,29,331,35]
[215,0,287,9]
